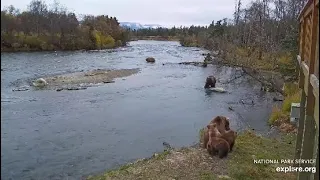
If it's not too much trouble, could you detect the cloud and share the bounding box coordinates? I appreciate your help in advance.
[1,0,252,27]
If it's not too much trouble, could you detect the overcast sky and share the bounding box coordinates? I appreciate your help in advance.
[1,0,252,27]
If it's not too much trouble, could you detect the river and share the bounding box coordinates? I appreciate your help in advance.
[1,40,277,180]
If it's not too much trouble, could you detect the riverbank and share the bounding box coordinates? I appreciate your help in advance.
[0,44,125,53]
[268,82,300,133]
[87,130,296,180]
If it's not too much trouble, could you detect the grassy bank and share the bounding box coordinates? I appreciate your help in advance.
[269,82,301,132]
[87,130,296,180]
[179,36,298,78]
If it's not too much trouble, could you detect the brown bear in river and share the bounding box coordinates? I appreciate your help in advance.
[204,75,216,88]
[206,123,230,158]
[202,116,230,149]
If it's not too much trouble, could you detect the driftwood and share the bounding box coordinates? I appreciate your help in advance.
[220,74,245,84]
[273,96,284,101]
[241,67,284,95]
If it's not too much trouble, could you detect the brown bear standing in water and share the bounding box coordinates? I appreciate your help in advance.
[202,116,230,148]
[204,76,216,88]
[206,123,230,158]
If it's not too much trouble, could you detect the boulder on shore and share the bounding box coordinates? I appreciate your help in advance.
[146,57,155,63]
[32,78,48,87]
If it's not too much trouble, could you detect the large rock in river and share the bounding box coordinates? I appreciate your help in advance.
[146,57,155,63]
[32,78,48,87]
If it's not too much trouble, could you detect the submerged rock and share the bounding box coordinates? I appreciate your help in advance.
[163,142,172,150]
[146,57,155,63]
[103,80,115,84]
[273,96,284,101]
[66,87,87,91]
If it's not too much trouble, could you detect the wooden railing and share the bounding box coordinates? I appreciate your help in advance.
[294,0,319,179]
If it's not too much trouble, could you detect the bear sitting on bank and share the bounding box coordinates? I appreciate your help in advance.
[203,115,238,158]
[206,123,230,158]
[207,122,238,153]
[202,116,230,149]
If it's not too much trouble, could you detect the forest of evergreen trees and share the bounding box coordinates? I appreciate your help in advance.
[130,25,207,40]
[1,0,130,51]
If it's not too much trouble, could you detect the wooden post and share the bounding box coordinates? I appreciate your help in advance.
[314,148,319,180]
[298,1,318,179]
[295,4,307,170]
[310,128,319,179]
[294,89,306,165]
[298,114,316,179]
[300,20,307,62]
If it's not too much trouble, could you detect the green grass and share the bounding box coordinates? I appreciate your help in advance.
[200,172,217,180]
[268,106,287,125]
[282,91,301,112]
[154,150,170,160]
[228,131,296,180]
[268,82,301,126]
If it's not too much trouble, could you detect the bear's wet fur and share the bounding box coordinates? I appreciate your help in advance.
[206,123,230,158]
[204,76,216,88]
[220,130,237,152]
[210,116,230,131]
[202,116,230,149]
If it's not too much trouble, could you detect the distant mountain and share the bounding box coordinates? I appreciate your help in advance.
[120,22,162,30]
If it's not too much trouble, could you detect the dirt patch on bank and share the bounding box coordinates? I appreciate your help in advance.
[32,68,139,91]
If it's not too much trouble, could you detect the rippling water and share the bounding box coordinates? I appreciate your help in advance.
[1,40,276,180]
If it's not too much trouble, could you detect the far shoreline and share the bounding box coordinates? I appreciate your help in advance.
[1,38,181,53]
[0,45,126,53]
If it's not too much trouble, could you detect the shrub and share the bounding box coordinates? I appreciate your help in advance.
[101,35,115,49]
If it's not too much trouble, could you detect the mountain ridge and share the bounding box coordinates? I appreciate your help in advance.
[119,22,163,30]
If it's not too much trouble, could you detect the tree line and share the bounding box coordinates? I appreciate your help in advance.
[129,25,207,38]
[1,0,130,51]
[131,0,308,76]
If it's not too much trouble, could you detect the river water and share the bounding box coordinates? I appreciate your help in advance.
[1,40,277,180]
